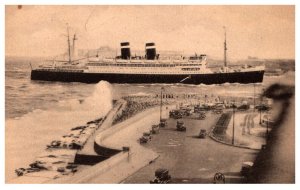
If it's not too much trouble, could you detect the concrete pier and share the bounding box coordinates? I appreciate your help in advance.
[74,100,126,165]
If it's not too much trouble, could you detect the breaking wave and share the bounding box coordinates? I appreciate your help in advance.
[5,81,113,181]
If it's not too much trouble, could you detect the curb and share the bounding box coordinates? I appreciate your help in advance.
[119,155,161,184]
[208,120,261,151]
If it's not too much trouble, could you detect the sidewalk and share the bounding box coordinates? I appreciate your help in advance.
[226,111,266,149]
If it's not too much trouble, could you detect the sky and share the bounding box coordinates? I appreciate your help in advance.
[5,5,295,59]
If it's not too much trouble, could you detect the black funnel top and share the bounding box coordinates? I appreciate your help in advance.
[145,42,156,60]
[120,42,131,59]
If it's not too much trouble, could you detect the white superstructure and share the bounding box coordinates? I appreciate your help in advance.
[86,55,213,75]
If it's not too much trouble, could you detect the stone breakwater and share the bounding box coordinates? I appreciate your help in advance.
[112,96,173,125]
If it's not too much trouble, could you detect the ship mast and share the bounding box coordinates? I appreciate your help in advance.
[72,33,78,60]
[67,25,72,64]
[223,26,227,68]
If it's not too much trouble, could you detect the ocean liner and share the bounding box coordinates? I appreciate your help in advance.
[31,28,265,84]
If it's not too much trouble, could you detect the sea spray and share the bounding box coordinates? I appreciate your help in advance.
[84,80,113,116]
[5,81,113,182]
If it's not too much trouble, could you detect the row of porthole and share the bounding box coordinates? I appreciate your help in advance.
[88,70,200,74]
[88,63,203,67]
[88,68,199,71]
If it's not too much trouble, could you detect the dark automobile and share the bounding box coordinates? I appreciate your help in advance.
[169,110,183,119]
[159,119,168,128]
[150,168,171,184]
[180,107,192,116]
[150,125,160,134]
[139,132,152,144]
[255,104,271,111]
[199,129,207,138]
[240,161,253,177]
[198,112,206,120]
[176,120,186,131]
[237,104,250,111]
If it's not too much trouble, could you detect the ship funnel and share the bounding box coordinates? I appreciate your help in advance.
[145,42,156,60]
[120,42,131,59]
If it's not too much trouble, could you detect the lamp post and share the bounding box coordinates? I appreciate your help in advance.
[259,88,265,125]
[160,87,165,122]
[266,114,269,140]
[232,103,236,145]
[259,95,263,124]
[253,83,256,112]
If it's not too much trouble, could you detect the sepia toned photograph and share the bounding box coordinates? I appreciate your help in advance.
[5,5,295,184]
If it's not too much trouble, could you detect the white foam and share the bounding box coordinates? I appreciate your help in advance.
[5,80,113,182]
[129,92,152,97]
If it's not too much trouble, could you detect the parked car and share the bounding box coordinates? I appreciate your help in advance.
[198,112,206,120]
[199,129,207,138]
[139,136,148,144]
[180,107,192,116]
[255,104,271,112]
[213,172,226,183]
[159,119,168,128]
[150,125,160,134]
[169,110,183,119]
[139,132,152,144]
[176,120,186,131]
[237,104,250,111]
[240,161,253,177]
[150,168,171,184]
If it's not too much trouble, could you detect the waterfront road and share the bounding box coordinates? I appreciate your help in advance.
[123,112,258,184]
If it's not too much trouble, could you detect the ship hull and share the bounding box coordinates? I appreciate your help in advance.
[31,70,264,84]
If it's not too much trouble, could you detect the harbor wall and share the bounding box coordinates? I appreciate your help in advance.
[93,117,129,156]
[74,99,126,164]
[92,99,127,157]
[94,142,122,158]
[74,154,109,165]
[52,151,130,183]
